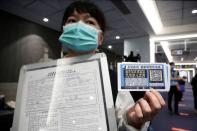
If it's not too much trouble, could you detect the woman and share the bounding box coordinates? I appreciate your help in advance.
[59,1,165,130]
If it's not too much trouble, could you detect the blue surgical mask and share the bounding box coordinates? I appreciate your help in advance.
[59,21,101,52]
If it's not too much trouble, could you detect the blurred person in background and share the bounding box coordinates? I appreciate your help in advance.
[168,62,180,115]
[177,76,187,102]
[191,73,197,113]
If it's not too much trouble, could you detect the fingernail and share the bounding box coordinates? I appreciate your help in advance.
[145,91,151,96]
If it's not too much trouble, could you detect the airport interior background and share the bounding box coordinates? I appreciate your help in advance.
[0,0,197,131]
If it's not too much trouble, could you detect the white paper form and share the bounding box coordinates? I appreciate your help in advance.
[22,60,108,131]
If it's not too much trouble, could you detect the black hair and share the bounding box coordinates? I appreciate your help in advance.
[169,62,175,66]
[61,1,106,32]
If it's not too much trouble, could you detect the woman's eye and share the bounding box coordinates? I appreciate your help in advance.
[85,20,95,25]
[66,18,77,24]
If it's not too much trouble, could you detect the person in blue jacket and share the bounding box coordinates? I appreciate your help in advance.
[168,62,181,115]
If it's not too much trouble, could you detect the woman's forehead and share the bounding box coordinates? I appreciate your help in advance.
[70,10,91,18]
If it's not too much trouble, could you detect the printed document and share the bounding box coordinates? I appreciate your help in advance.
[22,60,108,131]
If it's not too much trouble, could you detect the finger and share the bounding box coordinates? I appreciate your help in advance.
[138,98,152,121]
[134,103,143,119]
[144,91,161,112]
[127,103,143,125]
[150,89,165,106]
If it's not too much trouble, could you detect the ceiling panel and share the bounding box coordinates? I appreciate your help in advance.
[49,10,64,30]
[104,9,124,23]
[108,20,131,30]
[162,19,182,27]
[39,0,62,10]
[124,1,154,36]
[118,28,136,36]
[156,1,182,27]
[93,1,116,12]
[183,16,197,25]
[184,1,197,8]
[26,1,57,16]
[156,1,182,12]
[58,0,74,10]
[161,9,182,20]
[156,0,197,27]
[183,8,195,17]
[183,8,197,25]
[160,10,182,26]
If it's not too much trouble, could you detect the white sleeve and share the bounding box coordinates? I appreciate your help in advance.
[115,92,150,131]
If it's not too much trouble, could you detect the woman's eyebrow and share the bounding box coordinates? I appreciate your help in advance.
[69,13,76,17]
[83,13,92,19]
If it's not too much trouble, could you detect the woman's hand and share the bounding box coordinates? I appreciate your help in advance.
[126,89,165,129]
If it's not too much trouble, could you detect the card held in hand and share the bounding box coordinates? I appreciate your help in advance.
[118,62,170,91]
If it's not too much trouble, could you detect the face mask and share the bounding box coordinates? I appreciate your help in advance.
[59,21,101,52]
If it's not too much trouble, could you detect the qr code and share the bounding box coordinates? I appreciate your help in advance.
[149,69,163,82]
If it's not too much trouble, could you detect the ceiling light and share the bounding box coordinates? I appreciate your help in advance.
[160,41,173,62]
[175,63,197,65]
[181,57,184,61]
[137,0,163,34]
[108,45,112,49]
[115,36,120,39]
[150,39,156,62]
[43,18,49,22]
[192,9,197,14]
[151,33,197,42]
